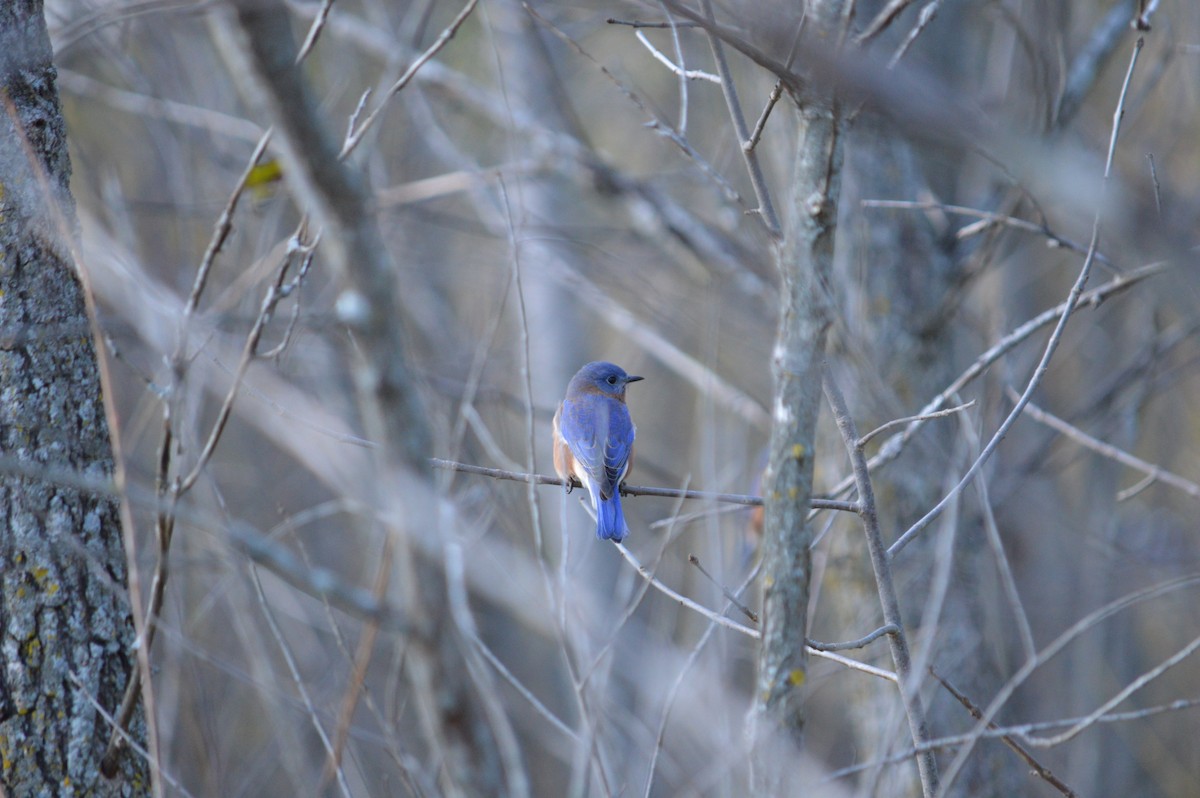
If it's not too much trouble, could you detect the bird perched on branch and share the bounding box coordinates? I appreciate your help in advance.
[552,361,643,542]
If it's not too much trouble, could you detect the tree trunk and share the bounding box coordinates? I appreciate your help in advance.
[752,0,847,789]
[0,1,150,794]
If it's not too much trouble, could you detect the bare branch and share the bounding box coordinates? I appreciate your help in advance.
[250,563,354,798]
[1055,0,1136,127]
[861,198,1116,265]
[340,0,480,158]
[938,574,1200,789]
[959,414,1037,663]
[700,0,781,235]
[820,260,1165,509]
[824,369,940,796]
[689,554,759,622]
[930,668,1079,798]
[295,0,335,63]
[1016,392,1200,501]
[888,0,944,67]
[807,624,898,652]
[857,400,974,449]
[827,694,1200,780]
[431,457,860,512]
[891,35,1145,565]
[855,0,917,46]
[746,80,784,152]
[1023,633,1200,748]
[614,543,760,638]
[634,29,720,83]
[606,17,699,29]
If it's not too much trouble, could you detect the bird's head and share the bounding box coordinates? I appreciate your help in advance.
[571,361,644,399]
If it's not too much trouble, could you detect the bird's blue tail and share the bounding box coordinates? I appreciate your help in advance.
[596,493,629,542]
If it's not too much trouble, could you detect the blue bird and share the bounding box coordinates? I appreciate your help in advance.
[552,361,643,542]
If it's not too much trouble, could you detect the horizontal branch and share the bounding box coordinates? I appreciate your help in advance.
[825,694,1200,782]
[430,458,860,513]
[807,624,898,652]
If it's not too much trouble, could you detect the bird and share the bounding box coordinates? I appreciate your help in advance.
[552,361,643,542]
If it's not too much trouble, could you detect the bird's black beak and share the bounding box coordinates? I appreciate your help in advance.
[626,375,644,384]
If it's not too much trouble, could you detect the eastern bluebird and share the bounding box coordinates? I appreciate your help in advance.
[552,361,643,542]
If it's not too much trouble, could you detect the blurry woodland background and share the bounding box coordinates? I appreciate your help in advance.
[35,0,1200,794]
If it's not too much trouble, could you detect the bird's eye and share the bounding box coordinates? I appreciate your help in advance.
[606,375,618,385]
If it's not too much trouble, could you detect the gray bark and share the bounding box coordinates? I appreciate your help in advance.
[0,0,149,794]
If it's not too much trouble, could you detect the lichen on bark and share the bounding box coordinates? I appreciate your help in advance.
[0,1,149,794]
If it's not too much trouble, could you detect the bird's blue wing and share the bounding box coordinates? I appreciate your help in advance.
[560,396,634,501]
[601,409,635,499]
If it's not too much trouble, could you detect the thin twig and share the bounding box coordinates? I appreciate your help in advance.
[890,33,1144,561]
[295,0,335,63]
[645,561,762,798]
[1014,391,1200,501]
[661,1,689,135]
[476,640,579,742]
[1055,0,1136,127]
[186,130,273,317]
[819,260,1165,510]
[930,667,1079,798]
[340,0,480,158]
[606,17,700,29]
[858,400,974,449]
[102,131,290,776]
[1022,633,1200,748]
[615,543,901,683]
[615,543,760,638]
[527,3,754,214]
[1147,153,1163,217]
[939,573,1200,792]
[178,227,313,493]
[250,562,353,798]
[861,199,1114,265]
[635,29,720,83]
[825,693,1200,781]
[807,624,898,652]
[810,650,899,682]
[888,0,943,67]
[688,554,759,622]
[855,0,916,45]
[321,534,395,790]
[745,81,783,152]
[430,457,859,512]
[69,670,195,798]
[700,0,781,235]
[959,413,1037,663]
